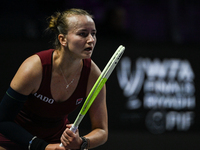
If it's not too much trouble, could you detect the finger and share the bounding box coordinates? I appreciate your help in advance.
[65,128,75,137]
[66,124,73,128]
[64,128,74,139]
[61,134,70,147]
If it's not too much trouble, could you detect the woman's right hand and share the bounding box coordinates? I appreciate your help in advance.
[45,144,66,150]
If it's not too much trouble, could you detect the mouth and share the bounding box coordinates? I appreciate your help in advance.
[84,47,93,51]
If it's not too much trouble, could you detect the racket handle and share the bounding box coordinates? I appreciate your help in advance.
[70,124,78,133]
[59,124,78,147]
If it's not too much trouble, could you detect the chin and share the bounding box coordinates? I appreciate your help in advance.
[83,51,93,59]
[83,55,92,59]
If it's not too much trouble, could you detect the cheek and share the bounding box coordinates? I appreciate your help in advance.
[73,40,85,48]
[67,37,84,48]
[68,41,85,54]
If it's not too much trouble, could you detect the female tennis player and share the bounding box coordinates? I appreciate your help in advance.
[0,8,108,150]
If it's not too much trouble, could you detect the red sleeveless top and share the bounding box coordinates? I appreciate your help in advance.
[14,49,91,143]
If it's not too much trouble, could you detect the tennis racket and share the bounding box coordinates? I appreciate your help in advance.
[60,45,125,147]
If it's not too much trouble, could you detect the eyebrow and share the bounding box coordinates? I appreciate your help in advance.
[78,28,96,32]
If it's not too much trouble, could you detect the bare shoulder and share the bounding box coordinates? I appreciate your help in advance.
[87,60,107,131]
[10,54,42,95]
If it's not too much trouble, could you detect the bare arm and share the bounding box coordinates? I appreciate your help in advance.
[1,55,65,150]
[10,54,42,95]
[83,60,108,148]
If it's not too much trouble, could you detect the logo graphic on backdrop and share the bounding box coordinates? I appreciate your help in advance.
[117,57,195,134]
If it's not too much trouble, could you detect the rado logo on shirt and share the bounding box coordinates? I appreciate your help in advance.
[33,93,54,104]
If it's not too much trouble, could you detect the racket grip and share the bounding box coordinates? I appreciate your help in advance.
[70,124,78,133]
[59,124,78,147]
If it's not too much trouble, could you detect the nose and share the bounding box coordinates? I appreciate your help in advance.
[87,34,95,43]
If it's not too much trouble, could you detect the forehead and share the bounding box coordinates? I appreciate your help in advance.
[67,15,95,31]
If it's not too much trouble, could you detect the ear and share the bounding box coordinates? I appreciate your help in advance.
[58,34,67,47]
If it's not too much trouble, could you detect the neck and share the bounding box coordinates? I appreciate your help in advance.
[53,49,83,77]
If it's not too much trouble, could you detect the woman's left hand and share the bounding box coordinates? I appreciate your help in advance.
[60,124,82,150]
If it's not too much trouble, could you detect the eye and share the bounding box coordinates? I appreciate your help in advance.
[91,32,96,36]
[79,32,88,37]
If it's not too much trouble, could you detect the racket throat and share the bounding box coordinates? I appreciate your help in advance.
[73,113,85,130]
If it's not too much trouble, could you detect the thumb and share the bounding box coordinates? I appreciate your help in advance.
[66,124,73,128]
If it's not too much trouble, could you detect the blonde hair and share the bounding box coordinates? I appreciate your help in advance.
[47,8,93,49]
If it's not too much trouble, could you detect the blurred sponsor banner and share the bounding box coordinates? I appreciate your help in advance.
[104,44,200,134]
